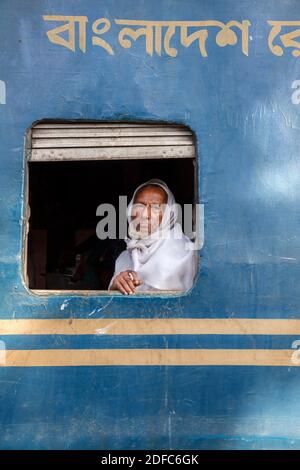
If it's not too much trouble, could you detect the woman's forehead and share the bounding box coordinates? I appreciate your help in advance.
[134,185,167,203]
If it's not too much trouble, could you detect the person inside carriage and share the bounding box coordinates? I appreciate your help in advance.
[108,178,197,294]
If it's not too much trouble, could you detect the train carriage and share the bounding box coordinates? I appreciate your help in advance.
[1,0,300,450]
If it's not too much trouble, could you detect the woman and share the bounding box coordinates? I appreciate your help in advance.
[108,178,198,294]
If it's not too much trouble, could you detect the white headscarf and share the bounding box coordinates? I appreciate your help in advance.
[109,179,198,291]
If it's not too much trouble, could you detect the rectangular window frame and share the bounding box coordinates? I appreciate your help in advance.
[22,120,200,297]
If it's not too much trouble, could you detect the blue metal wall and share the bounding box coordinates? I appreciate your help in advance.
[0,0,300,449]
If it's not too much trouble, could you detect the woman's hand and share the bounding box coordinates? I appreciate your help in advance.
[110,270,143,295]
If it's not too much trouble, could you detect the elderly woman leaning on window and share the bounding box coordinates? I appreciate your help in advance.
[108,178,198,295]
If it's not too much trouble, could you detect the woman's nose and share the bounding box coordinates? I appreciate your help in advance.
[141,205,150,219]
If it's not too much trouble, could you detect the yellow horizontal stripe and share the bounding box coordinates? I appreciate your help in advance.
[0,349,298,367]
[0,318,300,336]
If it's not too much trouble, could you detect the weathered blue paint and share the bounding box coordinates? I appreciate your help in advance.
[1,0,300,449]
[2,334,300,350]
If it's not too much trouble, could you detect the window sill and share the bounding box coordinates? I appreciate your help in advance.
[30,289,183,297]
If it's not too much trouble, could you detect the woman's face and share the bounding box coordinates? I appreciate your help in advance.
[131,185,167,237]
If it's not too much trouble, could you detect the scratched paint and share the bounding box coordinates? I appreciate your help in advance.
[1,0,300,450]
